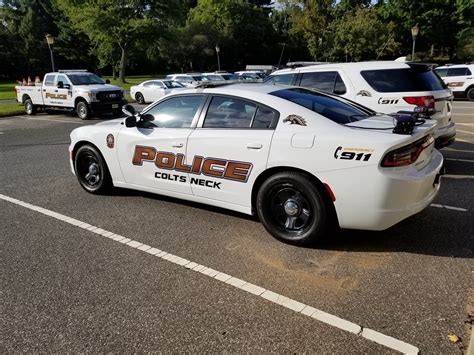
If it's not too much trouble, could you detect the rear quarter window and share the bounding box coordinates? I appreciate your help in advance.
[447,67,471,76]
[360,67,447,92]
[263,73,297,86]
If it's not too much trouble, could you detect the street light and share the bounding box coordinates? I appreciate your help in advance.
[45,34,55,72]
[411,24,419,61]
[215,45,221,71]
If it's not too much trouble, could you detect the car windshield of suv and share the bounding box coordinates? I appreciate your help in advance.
[270,88,371,124]
[163,80,184,89]
[361,65,447,92]
[67,73,105,85]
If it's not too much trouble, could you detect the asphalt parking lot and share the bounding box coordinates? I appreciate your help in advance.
[1,101,472,353]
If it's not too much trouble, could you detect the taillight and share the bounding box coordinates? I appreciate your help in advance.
[403,95,435,109]
[382,135,434,167]
[447,82,464,87]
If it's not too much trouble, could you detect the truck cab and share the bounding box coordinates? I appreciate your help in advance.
[16,70,127,120]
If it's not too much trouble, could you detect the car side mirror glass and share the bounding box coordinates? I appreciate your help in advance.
[124,115,137,128]
[141,113,154,123]
[122,104,136,116]
[105,79,110,84]
[57,81,64,89]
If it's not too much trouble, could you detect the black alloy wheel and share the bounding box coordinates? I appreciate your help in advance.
[74,145,112,194]
[135,92,145,104]
[256,172,330,245]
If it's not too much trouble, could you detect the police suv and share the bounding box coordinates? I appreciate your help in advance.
[15,70,126,119]
[265,61,455,148]
[435,63,474,101]
[69,83,444,245]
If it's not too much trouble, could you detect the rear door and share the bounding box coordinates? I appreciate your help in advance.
[42,74,57,106]
[445,67,471,93]
[186,95,278,207]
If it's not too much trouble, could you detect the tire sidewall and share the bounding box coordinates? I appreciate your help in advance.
[136,92,144,104]
[256,173,327,244]
[24,99,35,115]
[467,87,474,102]
[76,101,90,120]
[74,145,110,194]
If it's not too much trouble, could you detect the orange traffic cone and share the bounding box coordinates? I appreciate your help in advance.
[22,78,26,86]
[27,76,32,86]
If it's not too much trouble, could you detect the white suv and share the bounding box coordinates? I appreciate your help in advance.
[265,61,455,147]
[435,64,474,101]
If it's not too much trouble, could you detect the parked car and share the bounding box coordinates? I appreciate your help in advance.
[69,83,443,245]
[264,61,455,148]
[130,80,186,104]
[434,63,474,101]
[235,71,266,80]
[165,74,206,86]
[203,72,238,80]
[15,70,126,119]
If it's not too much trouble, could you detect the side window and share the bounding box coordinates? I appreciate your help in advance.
[334,73,347,94]
[143,81,154,87]
[57,75,68,86]
[467,68,473,75]
[300,71,337,93]
[435,69,448,77]
[143,95,204,128]
[203,96,257,128]
[447,68,468,76]
[264,73,296,85]
[153,81,165,88]
[44,75,56,86]
[252,106,277,129]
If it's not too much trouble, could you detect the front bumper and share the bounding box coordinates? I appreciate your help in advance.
[90,99,127,113]
[324,150,444,231]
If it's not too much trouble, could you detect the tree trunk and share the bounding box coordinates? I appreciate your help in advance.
[112,67,117,80]
[119,47,127,83]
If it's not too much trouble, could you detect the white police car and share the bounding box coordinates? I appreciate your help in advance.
[435,63,474,101]
[69,83,443,245]
[265,61,456,148]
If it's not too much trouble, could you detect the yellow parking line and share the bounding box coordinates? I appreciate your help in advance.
[455,138,473,144]
[444,148,474,153]
[456,123,474,127]
[457,129,474,135]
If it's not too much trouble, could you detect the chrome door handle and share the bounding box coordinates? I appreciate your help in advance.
[247,143,263,150]
[171,143,183,148]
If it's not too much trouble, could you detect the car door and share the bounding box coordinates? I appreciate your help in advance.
[150,81,167,101]
[446,67,471,92]
[54,74,74,108]
[186,95,278,207]
[116,94,206,195]
[42,74,57,106]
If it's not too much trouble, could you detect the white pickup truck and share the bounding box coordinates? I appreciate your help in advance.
[15,70,127,119]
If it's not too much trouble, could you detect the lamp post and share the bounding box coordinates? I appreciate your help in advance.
[411,24,419,61]
[215,45,221,71]
[45,34,55,72]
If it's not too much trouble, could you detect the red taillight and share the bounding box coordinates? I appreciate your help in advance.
[382,135,434,167]
[403,95,435,109]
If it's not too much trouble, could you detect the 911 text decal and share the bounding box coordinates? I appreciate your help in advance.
[132,146,253,186]
[334,146,373,161]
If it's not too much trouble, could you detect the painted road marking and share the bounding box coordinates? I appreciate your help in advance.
[455,138,473,144]
[456,123,474,127]
[443,174,474,179]
[0,193,419,354]
[444,148,474,153]
[453,113,474,116]
[445,158,474,163]
[457,129,474,135]
[430,203,468,212]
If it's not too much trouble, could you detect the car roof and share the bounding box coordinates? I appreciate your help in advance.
[271,61,413,75]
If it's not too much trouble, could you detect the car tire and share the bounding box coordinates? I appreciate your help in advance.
[24,98,36,115]
[74,144,112,194]
[135,92,145,104]
[467,87,474,102]
[76,101,90,120]
[256,172,330,245]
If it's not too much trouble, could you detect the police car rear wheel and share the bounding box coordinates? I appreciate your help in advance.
[467,87,474,101]
[256,172,328,245]
[76,101,90,120]
[135,92,145,104]
[24,99,36,115]
[75,145,112,194]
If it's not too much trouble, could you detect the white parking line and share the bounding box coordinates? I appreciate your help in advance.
[456,123,474,127]
[443,174,474,179]
[0,193,419,354]
[444,148,474,153]
[27,117,86,124]
[445,158,474,163]
[457,130,474,135]
[430,203,468,212]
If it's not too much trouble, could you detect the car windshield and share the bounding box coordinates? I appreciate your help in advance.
[67,73,105,85]
[205,74,224,81]
[360,65,447,92]
[270,88,371,124]
[221,74,238,80]
[163,80,185,89]
[191,75,204,81]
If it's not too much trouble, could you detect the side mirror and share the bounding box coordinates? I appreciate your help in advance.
[122,104,136,116]
[105,79,110,84]
[124,115,137,128]
[57,81,64,89]
[141,113,154,123]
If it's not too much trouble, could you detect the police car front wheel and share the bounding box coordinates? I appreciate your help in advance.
[74,145,112,194]
[256,172,329,245]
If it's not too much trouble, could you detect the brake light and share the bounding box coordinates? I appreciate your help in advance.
[403,96,435,109]
[447,82,464,87]
[382,135,434,167]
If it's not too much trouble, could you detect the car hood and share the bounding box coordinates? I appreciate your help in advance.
[94,117,124,127]
[76,84,123,92]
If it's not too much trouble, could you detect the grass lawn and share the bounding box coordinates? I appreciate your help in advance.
[103,75,164,91]
[0,80,17,100]
[0,102,24,117]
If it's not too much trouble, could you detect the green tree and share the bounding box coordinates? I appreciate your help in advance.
[56,0,182,82]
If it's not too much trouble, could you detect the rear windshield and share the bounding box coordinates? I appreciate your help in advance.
[360,66,447,92]
[270,88,370,124]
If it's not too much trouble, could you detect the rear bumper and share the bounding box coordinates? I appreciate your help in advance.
[434,121,456,148]
[326,150,444,231]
